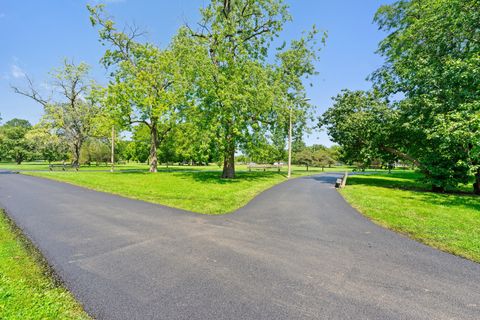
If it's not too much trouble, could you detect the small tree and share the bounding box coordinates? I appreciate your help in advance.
[294,149,314,171]
[25,126,68,163]
[313,149,335,171]
[0,119,33,164]
[12,61,100,166]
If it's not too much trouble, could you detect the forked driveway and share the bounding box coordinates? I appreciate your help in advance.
[0,171,479,320]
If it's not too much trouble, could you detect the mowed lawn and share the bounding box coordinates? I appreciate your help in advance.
[0,162,351,214]
[25,171,287,214]
[340,172,480,263]
[0,210,90,319]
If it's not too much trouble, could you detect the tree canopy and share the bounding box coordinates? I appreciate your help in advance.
[321,0,480,193]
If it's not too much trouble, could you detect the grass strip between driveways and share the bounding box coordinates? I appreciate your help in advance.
[24,166,358,215]
[0,210,90,320]
[340,172,480,263]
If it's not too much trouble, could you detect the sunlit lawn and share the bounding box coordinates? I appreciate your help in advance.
[340,172,480,263]
[1,161,352,173]
[0,210,90,319]
[21,163,360,214]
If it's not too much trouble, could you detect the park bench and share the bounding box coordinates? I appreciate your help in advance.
[247,163,283,172]
[49,163,79,171]
[335,172,348,188]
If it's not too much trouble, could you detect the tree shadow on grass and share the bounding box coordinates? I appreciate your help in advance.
[172,170,287,184]
[398,191,480,212]
[347,176,428,191]
[347,174,480,212]
[347,172,475,193]
[109,169,287,184]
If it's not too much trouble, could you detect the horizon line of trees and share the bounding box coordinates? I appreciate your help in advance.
[0,113,344,169]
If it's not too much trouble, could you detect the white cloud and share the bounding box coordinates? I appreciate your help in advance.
[11,64,26,78]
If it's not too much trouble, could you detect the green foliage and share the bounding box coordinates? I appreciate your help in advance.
[25,126,69,163]
[293,148,314,170]
[183,0,323,178]
[372,0,480,191]
[88,4,191,173]
[13,60,100,166]
[0,119,33,164]
[292,143,340,170]
[9,2,324,179]
[320,90,402,167]
[322,0,480,192]
[80,139,111,164]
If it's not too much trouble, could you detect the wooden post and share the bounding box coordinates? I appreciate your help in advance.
[287,107,292,179]
[110,126,115,173]
[341,171,348,188]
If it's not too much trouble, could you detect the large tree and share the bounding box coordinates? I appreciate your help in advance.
[372,0,480,193]
[320,90,407,168]
[185,0,291,178]
[13,61,100,166]
[322,0,480,193]
[88,5,190,173]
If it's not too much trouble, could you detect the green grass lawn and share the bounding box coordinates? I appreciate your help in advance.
[340,172,480,263]
[0,161,148,172]
[0,210,89,319]
[22,164,359,214]
[0,161,351,173]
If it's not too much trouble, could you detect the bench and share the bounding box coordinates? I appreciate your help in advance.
[49,164,79,171]
[335,172,348,188]
[247,164,283,172]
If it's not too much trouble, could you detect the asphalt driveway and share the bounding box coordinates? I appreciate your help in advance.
[0,171,479,319]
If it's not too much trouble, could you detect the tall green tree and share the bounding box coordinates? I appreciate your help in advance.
[88,5,190,172]
[371,0,480,192]
[185,0,291,178]
[320,90,407,168]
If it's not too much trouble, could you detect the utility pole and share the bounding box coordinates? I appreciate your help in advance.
[287,106,292,179]
[110,125,115,173]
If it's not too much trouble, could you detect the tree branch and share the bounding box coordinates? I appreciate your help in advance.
[11,75,49,107]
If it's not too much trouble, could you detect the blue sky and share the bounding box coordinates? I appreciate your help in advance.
[0,0,393,146]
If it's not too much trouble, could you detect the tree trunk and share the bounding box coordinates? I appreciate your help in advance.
[149,125,158,173]
[72,141,82,167]
[474,168,480,195]
[110,126,115,173]
[221,142,235,179]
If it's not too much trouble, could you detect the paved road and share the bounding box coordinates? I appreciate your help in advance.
[0,171,479,320]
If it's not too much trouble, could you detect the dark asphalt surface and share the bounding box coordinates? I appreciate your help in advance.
[0,171,479,320]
